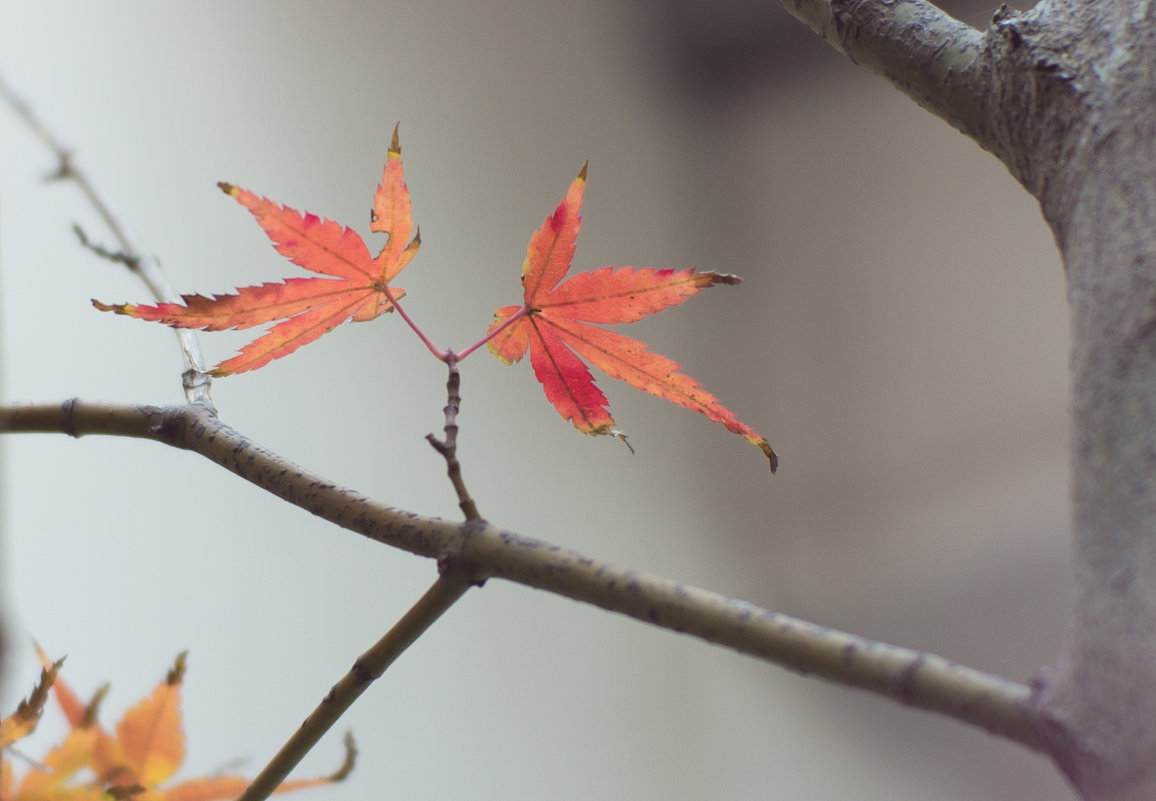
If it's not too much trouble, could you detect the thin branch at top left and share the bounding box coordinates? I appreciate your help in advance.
[0,74,213,405]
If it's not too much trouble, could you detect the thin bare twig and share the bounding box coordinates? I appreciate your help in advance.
[0,75,212,405]
[235,572,471,801]
[73,224,139,270]
[426,353,481,521]
[0,400,1045,752]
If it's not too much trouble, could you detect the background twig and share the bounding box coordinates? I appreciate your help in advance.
[0,74,212,404]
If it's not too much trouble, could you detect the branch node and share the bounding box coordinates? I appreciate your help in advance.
[61,397,78,439]
[436,518,490,587]
[145,406,196,449]
[182,370,214,409]
[425,432,450,458]
[893,651,928,705]
[46,151,75,183]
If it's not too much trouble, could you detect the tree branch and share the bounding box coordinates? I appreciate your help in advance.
[0,75,212,405]
[772,0,1009,162]
[426,354,481,522]
[0,399,1044,752]
[236,572,472,801]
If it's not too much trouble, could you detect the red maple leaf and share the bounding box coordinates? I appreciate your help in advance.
[487,165,777,470]
[93,126,419,376]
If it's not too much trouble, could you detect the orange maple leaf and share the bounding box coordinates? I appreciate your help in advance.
[487,165,777,470]
[2,652,351,801]
[0,657,61,750]
[93,125,419,376]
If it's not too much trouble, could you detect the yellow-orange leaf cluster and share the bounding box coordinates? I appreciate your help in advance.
[0,653,353,801]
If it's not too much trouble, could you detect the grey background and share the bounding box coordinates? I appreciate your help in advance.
[0,2,1073,799]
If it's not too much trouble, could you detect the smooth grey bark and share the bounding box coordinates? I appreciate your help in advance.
[1029,3,1156,798]
[777,0,1156,797]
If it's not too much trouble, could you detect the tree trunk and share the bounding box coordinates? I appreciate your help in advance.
[780,0,1156,797]
[1026,4,1156,798]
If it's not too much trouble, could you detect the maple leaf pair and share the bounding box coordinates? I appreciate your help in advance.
[94,127,777,470]
[0,652,350,801]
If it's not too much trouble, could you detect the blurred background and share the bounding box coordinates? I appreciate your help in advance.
[0,1,1073,799]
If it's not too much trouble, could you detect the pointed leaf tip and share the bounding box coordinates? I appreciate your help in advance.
[166,652,188,686]
[577,161,588,181]
[92,299,136,316]
[0,655,63,748]
[761,441,779,473]
[326,730,358,783]
[84,682,111,727]
[217,181,236,195]
[389,123,401,155]
[609,427,635,455]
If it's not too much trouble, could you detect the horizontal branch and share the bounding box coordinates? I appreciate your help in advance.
[0,399,1044,752]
